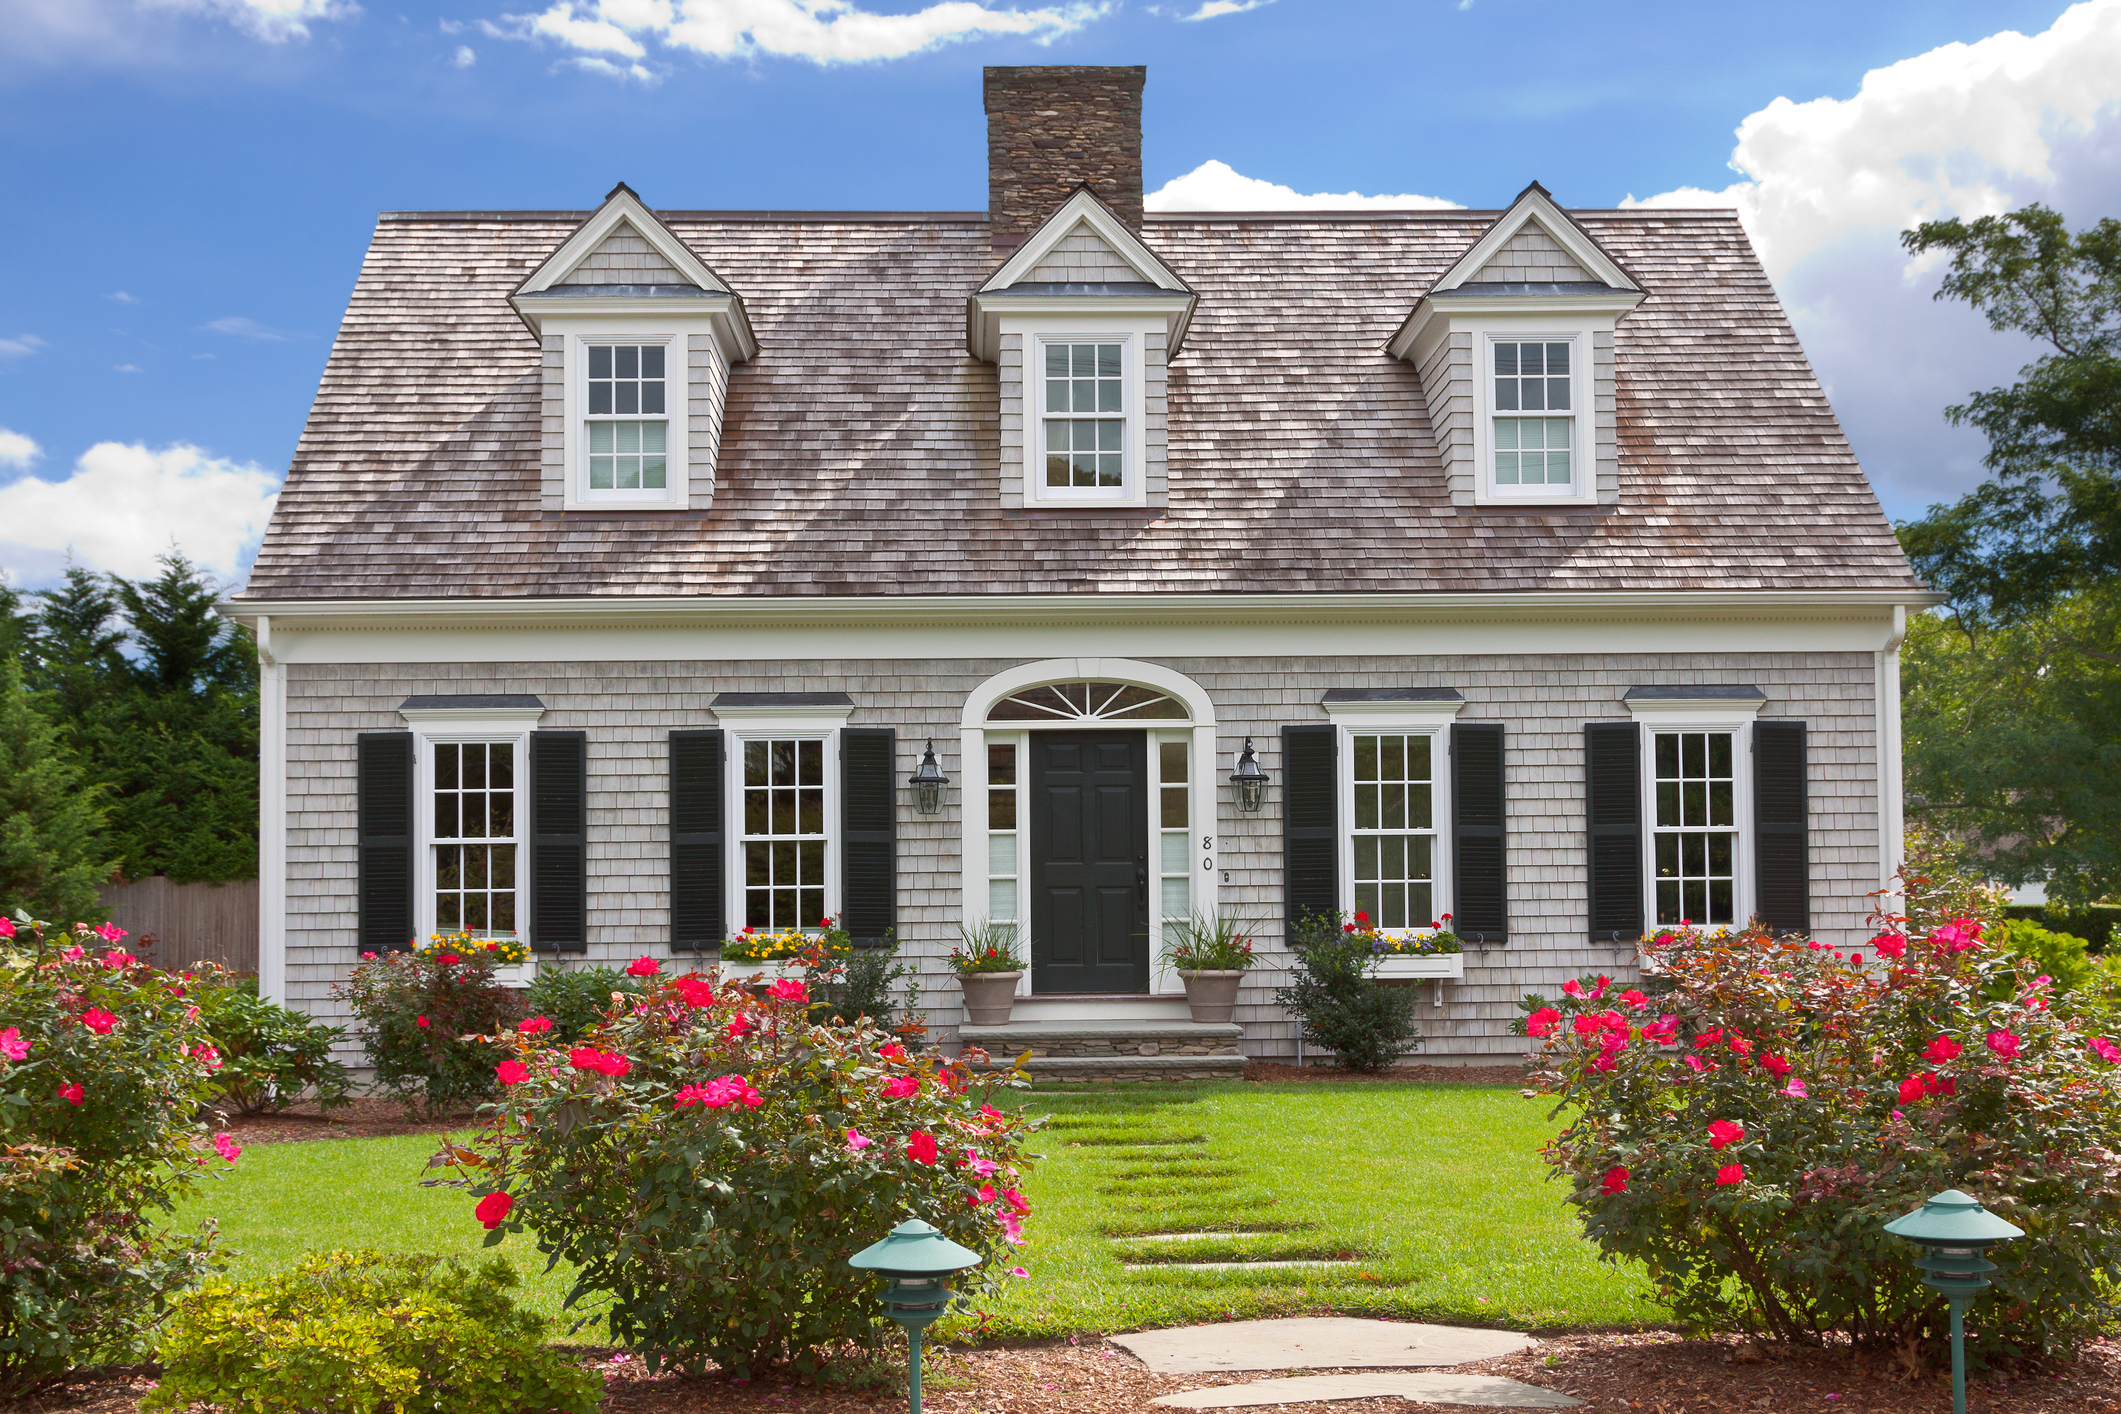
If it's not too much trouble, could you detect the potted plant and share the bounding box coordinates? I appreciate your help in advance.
[948,921,1023,1026]
[721,917,852,987]
[1163,913,1256,1023]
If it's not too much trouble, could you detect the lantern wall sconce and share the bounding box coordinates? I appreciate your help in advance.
[908,741,950,815]
[1229,737,1269,813]
[848,1219,983,1414]
[1884,1189,2025,1414]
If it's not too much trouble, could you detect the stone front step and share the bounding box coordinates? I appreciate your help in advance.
[961,1019,1249,1083]
[960,1019,1243,1058]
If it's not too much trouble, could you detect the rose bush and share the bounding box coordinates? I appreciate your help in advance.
[0,914,229,1395]
[335,946,524,1113]
[432,964,1039,1376]
[1530,888,2121,1363]
[191,970,351,1115]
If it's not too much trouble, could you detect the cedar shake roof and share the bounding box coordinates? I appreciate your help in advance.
[238,208,1924,600]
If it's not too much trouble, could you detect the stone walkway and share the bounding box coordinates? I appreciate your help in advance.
[1109,1317,1577,1409]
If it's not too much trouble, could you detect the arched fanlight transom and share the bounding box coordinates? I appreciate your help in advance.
[986,680,1189,724]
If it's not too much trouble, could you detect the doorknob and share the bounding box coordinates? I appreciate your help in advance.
[1136,854,1148,904]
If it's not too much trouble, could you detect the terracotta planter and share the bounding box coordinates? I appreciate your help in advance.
[1177,968,1246,1023]
[955,970,1022,1026]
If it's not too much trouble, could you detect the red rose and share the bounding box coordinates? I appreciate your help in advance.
[474,1191,514,1229]
[625,956,662,978]
[57,1082,84,1106]
[495,1060,530,1086]
[1715,1164,1744,1186]
[437,953,459,966]
[1923,1034,1962,1063]
[519,1016,553,1034]
[1600,1166,1629,1195]
[906,1131,939,1165]
[415,1016,431,1029]
[1707,1119,1745,1150]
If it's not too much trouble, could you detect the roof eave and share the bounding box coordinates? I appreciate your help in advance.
[966,291,1198,363]
[1386,289,1647,361]
[509,292,759,364]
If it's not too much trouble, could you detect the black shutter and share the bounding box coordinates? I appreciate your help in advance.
[356,732,415,954]
[529,730,588,952]
[841,728,897,947]
[1585,722,1642,943]
[1451,723,1507,944]
[1282,725,1338,932]
[1753,721,1810,935]
[669,730,724,952]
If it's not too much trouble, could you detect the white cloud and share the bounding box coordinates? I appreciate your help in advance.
[567,54,659,80]
[140,0,364,43]
[0,429,41,470]
[1621,0,2121,518]
[113,363,144,374]
[452,43,477,65]
[107,290,140,305]
[0,334,48,359]
[497,0,1102,66]
[1177,0,1272,19]
[203,315,292,341]
[1146,159,1461,212]
[0,441,280,581]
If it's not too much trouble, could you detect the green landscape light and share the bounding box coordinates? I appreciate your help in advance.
[849,1219,983,1414]
[1884,1189,2025,1414]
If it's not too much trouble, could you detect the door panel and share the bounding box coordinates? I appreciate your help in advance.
[1030,730,1148,993]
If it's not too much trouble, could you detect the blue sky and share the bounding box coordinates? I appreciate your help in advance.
[3,0,2120,588]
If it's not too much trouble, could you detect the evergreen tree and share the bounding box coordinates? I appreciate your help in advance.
[0,659,114,922]
[26,566,126,726]
[116,553,254,695]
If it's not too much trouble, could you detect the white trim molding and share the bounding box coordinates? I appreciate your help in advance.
[256,616,287,1005]
[1623,685,1769,725]
[961,658,1218,729]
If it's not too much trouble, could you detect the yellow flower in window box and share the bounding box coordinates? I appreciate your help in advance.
[416,931,531,966]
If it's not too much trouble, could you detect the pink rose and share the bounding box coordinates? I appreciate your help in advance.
[906,1131,939,1165]
[1707,1119,1746,1150]
[1759,1052,1791,1078]
[625,956,662,978]
[2090,1037,2121,1064]
[768,978,808,1003]
[845,1128,873,1151]
[415,1016,431,1029]
[94,922,126,943]
[1619,990,1649,1010]
[1525,1007,1561,1038]
[213,1133,242,1163]
[1561,979,1583,998]
[1923,1034,1963,1064]
[495,1060,530,1086]
[883,1075,919,1099]
[1782,1078,1808,1099]
[0,1028,28,1062]
[1897,1073,1926,1104]
[726,1014,756,1040]
[0,918,12,938]
[519,1016,554,1034]
[1985,1029,2022,1059]
[1870,933,1907,960]
[673,975,715,1008]
[80,1009,116,1035]
[57,1081,84,1106]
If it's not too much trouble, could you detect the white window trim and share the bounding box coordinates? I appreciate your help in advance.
[1472,317,1601,508]
[1633,714,1756,933]
[559,317,699,512]
[717,710,851,938]
[1001,314,1157,510]
[1325,713,1458,936]
[404,713,540,944]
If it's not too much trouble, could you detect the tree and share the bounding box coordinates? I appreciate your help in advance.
[115,553,253,696]
[0,659,115,922]
[1896,204,2121,904]
[1898,205,2121,625]
[24,566,126,726]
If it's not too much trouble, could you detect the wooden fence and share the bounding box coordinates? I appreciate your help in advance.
[96,877,259,973]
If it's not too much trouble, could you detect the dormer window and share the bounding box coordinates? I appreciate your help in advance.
[585,342,669,495]
[1490,337,1576,492]
[1042,339,1127,493]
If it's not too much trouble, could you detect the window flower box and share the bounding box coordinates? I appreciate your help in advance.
[1375,952,1465,980]
[722,958,809,987]
[493,962,537,987]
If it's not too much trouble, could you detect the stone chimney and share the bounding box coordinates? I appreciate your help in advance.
[984,65,1146,256]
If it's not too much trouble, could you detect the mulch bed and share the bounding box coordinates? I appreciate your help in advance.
[17,1330,2118,1413]
[1241,1062,1531,1086]
[215,1096,477,1147]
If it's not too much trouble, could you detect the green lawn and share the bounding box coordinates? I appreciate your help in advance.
[169,1082,1664,1345]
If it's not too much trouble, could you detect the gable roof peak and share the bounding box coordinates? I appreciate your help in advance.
[978,184,1191,297]
[1428,181,1641,296]
[515,183,733,298]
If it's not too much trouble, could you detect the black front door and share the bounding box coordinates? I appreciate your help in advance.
[1029,731,1149,993]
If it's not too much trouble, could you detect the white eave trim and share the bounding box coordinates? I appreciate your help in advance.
[1387,289,1646,360]
[509,292,758,365]
[1430,186,1640,296]
[710,702,856,724]
[967,292,1197,362]
[1320,699,1467,723]
[517,186,732,298]
[220,588,1945,633]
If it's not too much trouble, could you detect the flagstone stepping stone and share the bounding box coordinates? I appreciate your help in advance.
[1152,1372,1580,1409]
[1123,1259,1361,1271]
[1111,1317,1535,1373]
[1112,1232,1261,1243]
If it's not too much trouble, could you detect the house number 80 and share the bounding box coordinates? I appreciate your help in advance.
[1201,835,1214,870]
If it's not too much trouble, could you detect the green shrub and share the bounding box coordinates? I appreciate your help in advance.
[1273,910,1421,1072]
[1987,917,2100,996]
[147,1249,599,1414]
[436,968,1040,1376]
[1530,898,2121,1364]
[521,965,643,1045]
[334,948,523,1113]
[2001,903,2121,953]
[191,971,351,1115]
[812,934,908,1028]
[0,914,224,1395]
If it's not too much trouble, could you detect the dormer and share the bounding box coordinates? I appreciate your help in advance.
[1387,182,1644,508]
[510,184,756,514]
[968,186,1196,511]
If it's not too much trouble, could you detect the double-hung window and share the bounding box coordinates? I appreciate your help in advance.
[431,741,519,934]
[1491,338,1574,492]
[583,340,670,500]
[1040,339,1126,496]
[1349,731,1441,929]
[1650,729,1739,927]
[740,737,827,931]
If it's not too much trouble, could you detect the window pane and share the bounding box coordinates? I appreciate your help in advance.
[1161,830,1187,873]
[1098,379,1121,413]
[1162,784,1188,828]
[1546,342,1570,374]
[1494,419,1519,450]
[1072,344,1093,377]
[589,345,612,379]
[1547,377,1570,411]
[1354,835,1378,878]
[1521,378,1545,411]
[615,346,637,379]
[437,845,461,888]
[989,879,1017,920]
[1097,344,1120,377]
[1354,783,1378,830]
[1046,343,1068,379]
[771,789,795,834]
[436,742,459,789]
[988,832,1017,875]
[1495,379,1519,411]
[1162,877,1190,920]
[798,788,823,835]
[488,746,513,789]
[745,788,768,836]
[988,743,1016,785]
[641,345,664,379]
[1522,343,1544,377]
[1160,740,1188,784]
[989,789,1016,830]
[1494,343,1517,376]
[435,792,458,840]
